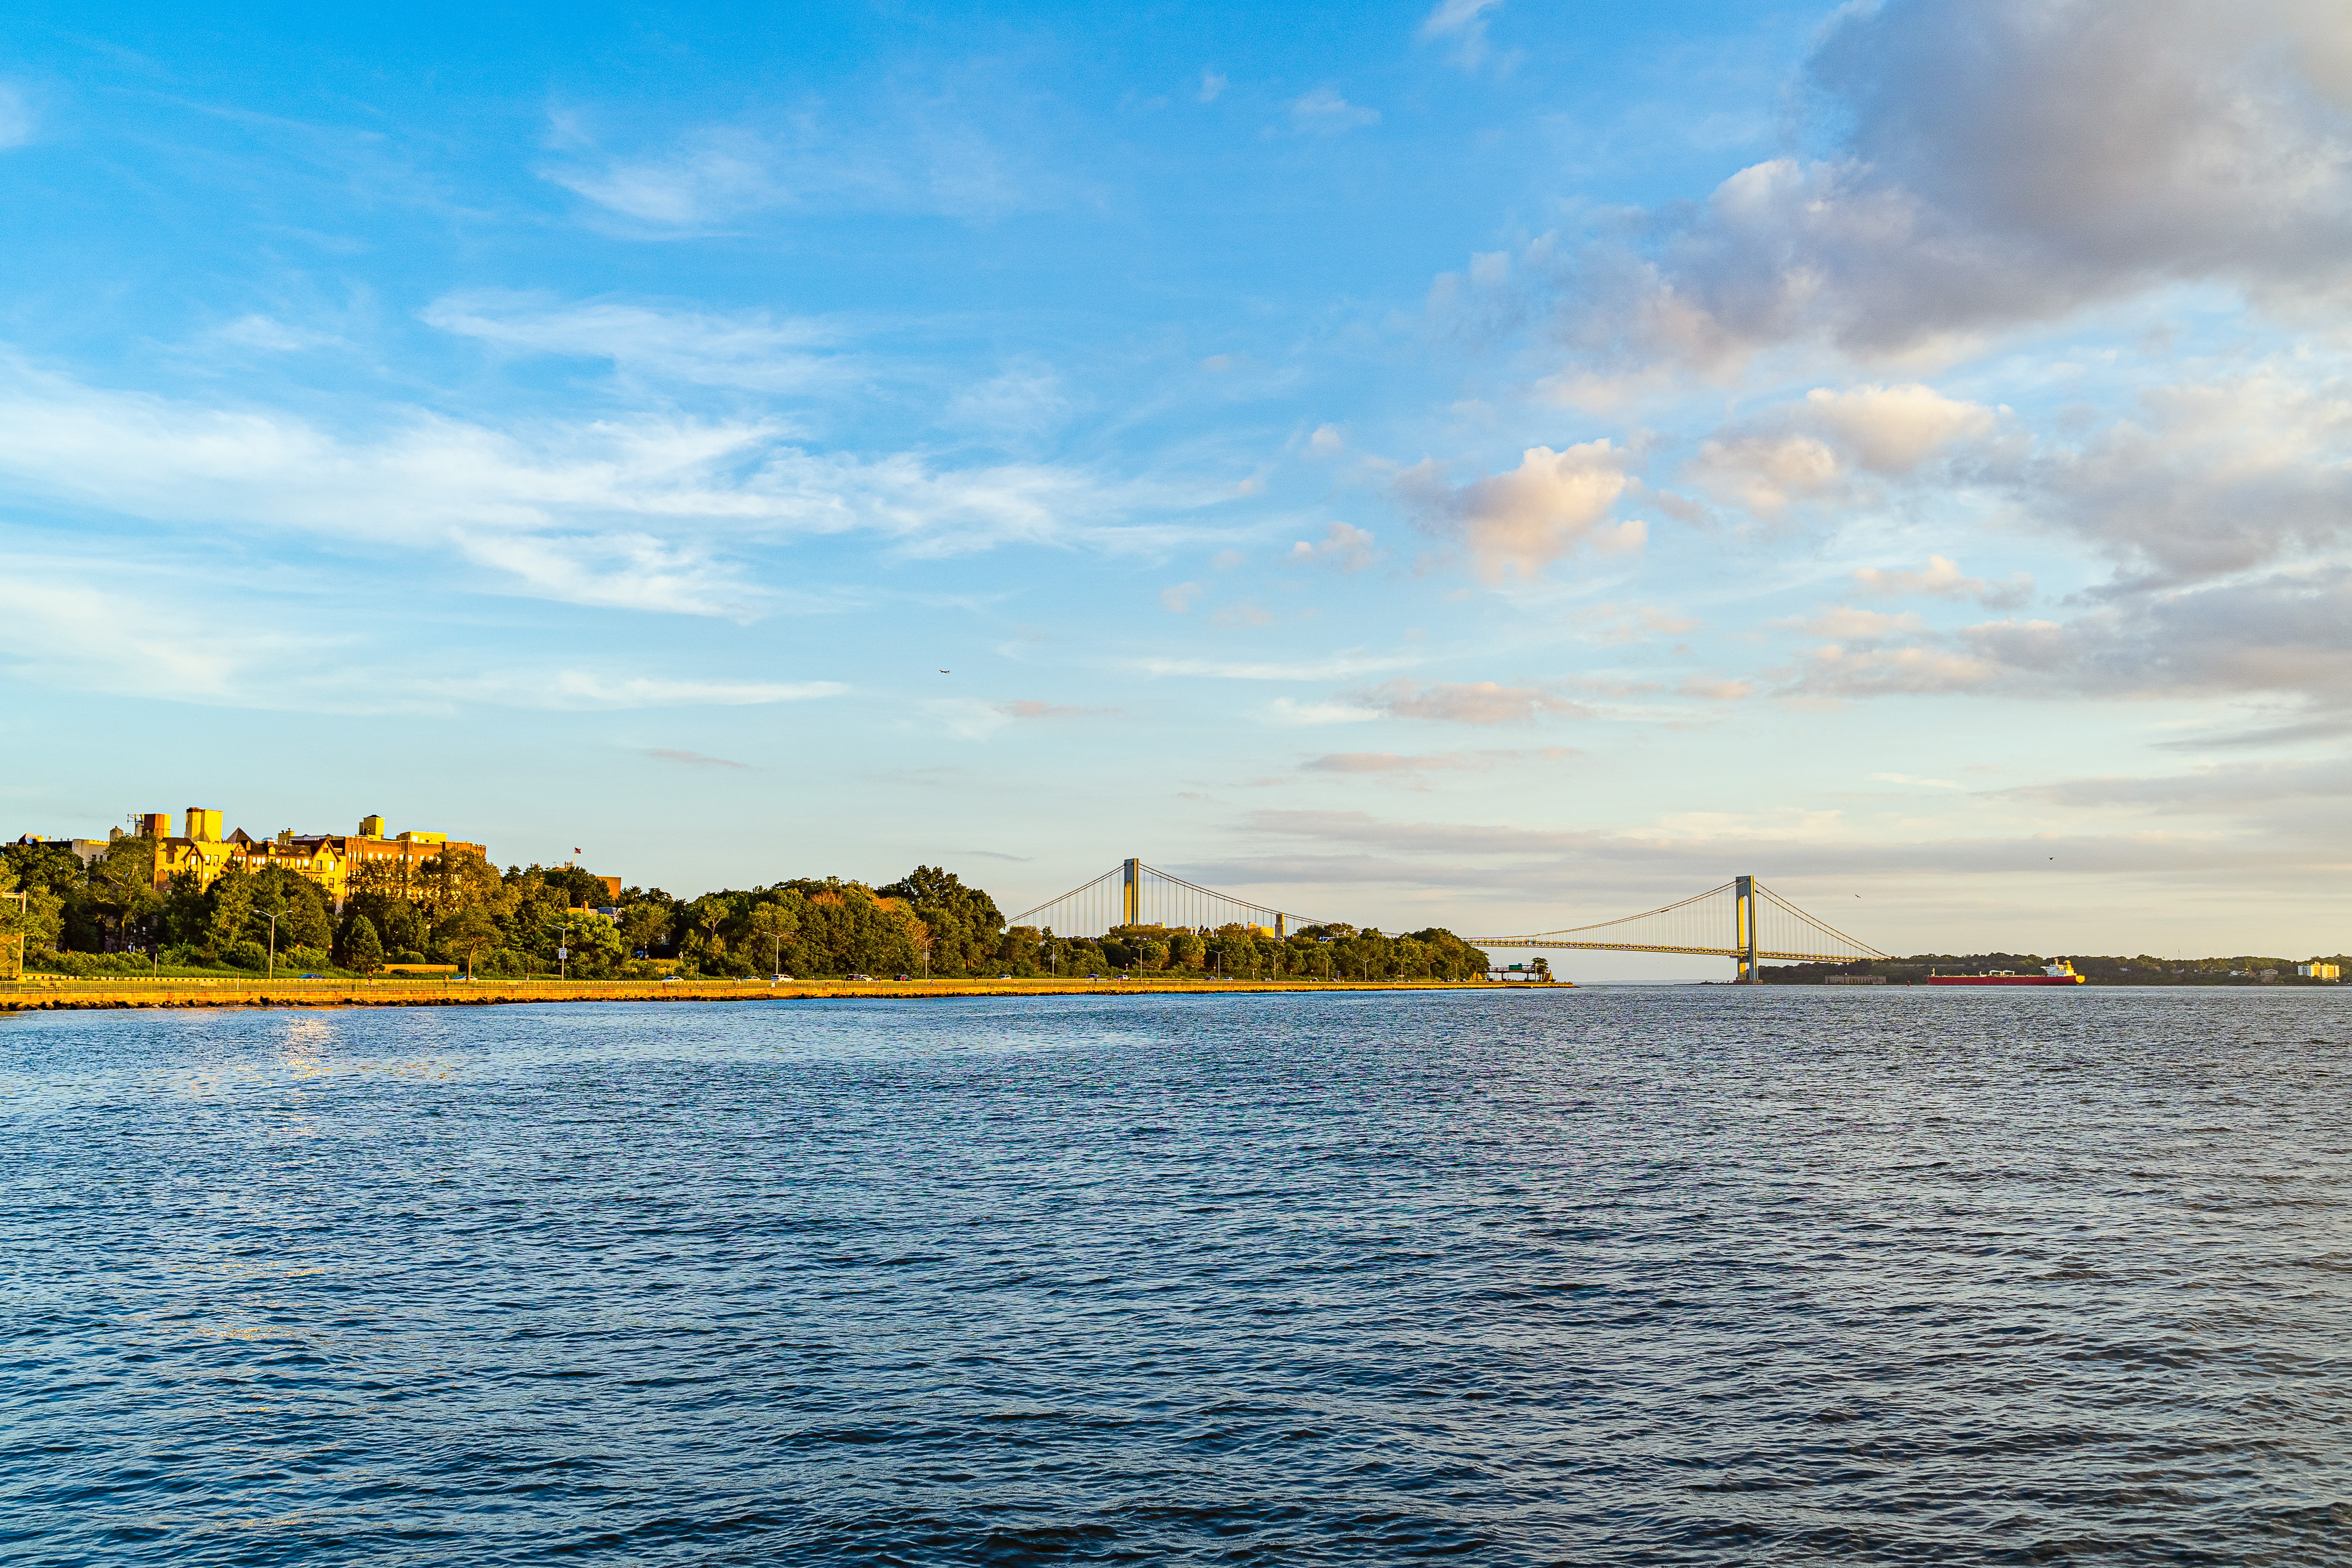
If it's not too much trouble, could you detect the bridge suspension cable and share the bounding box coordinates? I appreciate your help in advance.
[1473,875,1886,979]
[1008,858,1326,939]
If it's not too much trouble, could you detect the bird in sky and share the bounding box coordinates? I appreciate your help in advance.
[939,669,950,674]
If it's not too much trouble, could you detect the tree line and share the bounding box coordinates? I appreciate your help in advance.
[1763,953,2349,984]
[0,839,1491,982]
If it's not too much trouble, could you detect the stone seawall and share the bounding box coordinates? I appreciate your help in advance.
[0,977,1507,1011]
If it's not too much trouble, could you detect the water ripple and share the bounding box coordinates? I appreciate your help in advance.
[2,988,2347,1564]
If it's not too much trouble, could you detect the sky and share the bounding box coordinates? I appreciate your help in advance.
[2,0,2349,976]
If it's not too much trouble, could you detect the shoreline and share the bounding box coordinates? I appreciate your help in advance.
[0,976,1524,1011]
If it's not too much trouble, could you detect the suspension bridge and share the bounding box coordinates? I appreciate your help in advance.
[1009,858,1324,940]
[1469,876,1886,983]
[1006,862,1884,982]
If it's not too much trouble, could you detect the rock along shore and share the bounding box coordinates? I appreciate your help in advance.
[0,976,1517,1011]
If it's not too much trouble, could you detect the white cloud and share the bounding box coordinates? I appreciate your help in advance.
[454,673,843,709]
[1265,696,1384,725]
[0,355,1208,616]
[644,748,749,768]
[1289,521,1378,571]
[1535,0,2352,370]
[0,87,33,151]
[2019,370,2352,584]
[1305,747,1574,774]
[540,108,1045,230]
[1805,384,2000,472]
[1401,440,1646,582]
[924,697,1015,739]
[1791,607,1927,640]
[1787,567,2352,718]
[1853,555,2033,609]
[1687,433,1841,514]
[1348,678,1587,724]
[944,362,1072,438]
[1687,383,2000,513]
[1139,652,1420,681]
[1198,70,1227,104]
[1419,0,1508,69]
[212,315,343,354]
[1574,602,1700,643]
[1211,600,1277,628]
[1161,582,1203,613]
[547,126,779,225]
[1291,88,1380,135]
[0,577,295,701]
[0,566,843,712]
[423,292,841,392]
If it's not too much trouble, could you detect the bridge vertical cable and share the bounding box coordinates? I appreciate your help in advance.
[1471,878,1886,965]
[1009,860,1323,938]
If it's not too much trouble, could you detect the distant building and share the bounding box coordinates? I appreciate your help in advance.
[10,835,112,868]
[122,808,489,907]
[2301,963,2340,980]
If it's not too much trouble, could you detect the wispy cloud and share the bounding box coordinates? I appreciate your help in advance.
[1304,747,1573,773]
[424,292,843,392]
[1140,651,1422,681]
[539,103,1054,231]
[1418,0,1508,70]
[1348,678,1587,725]
[0,354,1218,615]
[0,86,33,151]
[1289,521,1378,571]
[998,699,1120,720]
[644,748,750,768]
[1290,88,1380,135]
[1853,555,2033,610]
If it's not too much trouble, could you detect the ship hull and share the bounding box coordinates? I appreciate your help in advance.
[1928,976,2085,986]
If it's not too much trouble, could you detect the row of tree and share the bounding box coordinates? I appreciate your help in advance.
[0,841,1493,982]
[1763,953,2349,984]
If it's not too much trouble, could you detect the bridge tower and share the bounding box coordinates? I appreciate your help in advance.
[1734,874,1760,983]
[1122,858,1140,927]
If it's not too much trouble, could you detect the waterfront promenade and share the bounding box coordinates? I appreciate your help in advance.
[0,974,1507,1011]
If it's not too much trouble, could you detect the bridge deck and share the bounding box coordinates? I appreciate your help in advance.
[1471,939,1859,961]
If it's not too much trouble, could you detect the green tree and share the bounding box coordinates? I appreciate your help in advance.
[439,907,499,978]
[878,866,1004,976]
[744,900,800,974]
[87,837,163,955]
[0,860,66,974]
[550,909,626,977]
[344,913,385,975]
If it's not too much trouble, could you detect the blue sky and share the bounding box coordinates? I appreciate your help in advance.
[4,0,2349,971]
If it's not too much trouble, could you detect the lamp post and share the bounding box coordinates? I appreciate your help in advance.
[266,910,280,980]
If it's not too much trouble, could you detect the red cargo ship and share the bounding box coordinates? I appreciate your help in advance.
[1929,960,2086,987]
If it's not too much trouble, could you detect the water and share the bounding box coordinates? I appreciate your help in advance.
[2,989,2347,1565]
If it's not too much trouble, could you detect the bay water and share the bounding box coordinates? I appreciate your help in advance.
[2,989,2346,1564]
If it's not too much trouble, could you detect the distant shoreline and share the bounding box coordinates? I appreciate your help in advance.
[0,976,1524,1011]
